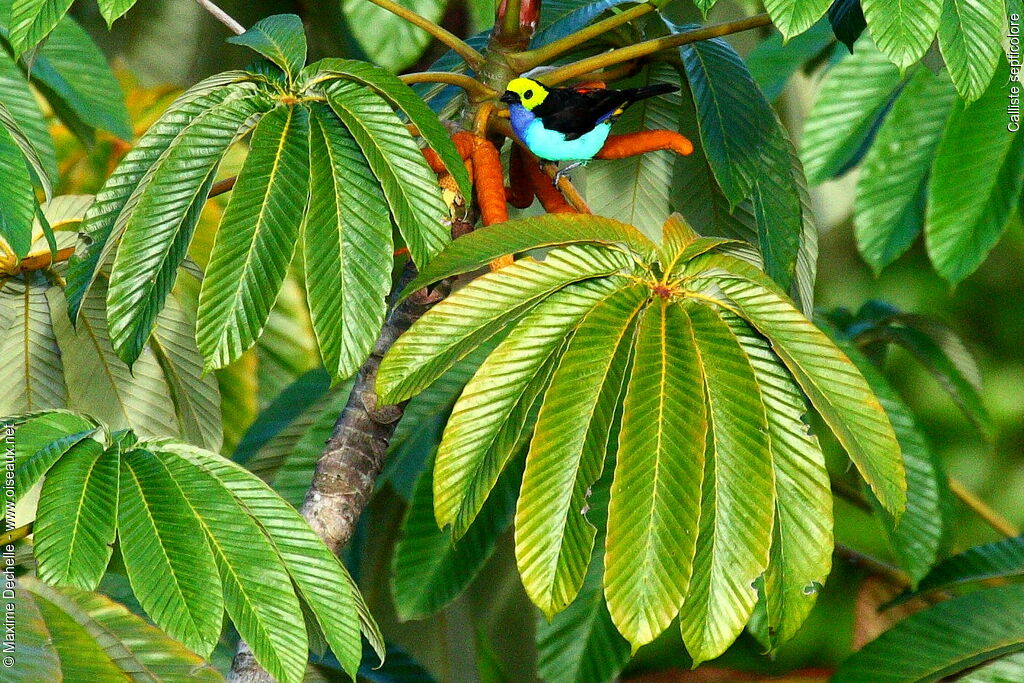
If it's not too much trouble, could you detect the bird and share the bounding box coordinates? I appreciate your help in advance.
[499,77,678,162]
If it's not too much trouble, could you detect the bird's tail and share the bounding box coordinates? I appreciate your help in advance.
[623,83,678,103]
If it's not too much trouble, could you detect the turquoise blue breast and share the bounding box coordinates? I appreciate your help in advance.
[508,105,611,161]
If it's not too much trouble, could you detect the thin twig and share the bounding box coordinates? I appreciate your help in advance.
[542,163,591,213]
[1,522,32,546]
[399,72,498,100]
[209,175,237,199]
[363,0,485,68]
[194,0,246,35]
[512,3,656,70]
[834,543,910,588]
[539,13,772,86]
[948,477,1021,537]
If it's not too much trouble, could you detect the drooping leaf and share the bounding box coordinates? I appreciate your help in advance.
[926,59,1023,284]
[0,97,51,199]
[117,448,224,657]
[108,93,269,365]
[0,272,66,414]
[14,415,97,501]
[833,585,1024,681]
[97,0,140,26]
[748,20,838,101]
[516,285,646,617]
[0,124,34,257]
[800,37,902,182]
[377,244,632,404]
[829,0,868,51]
[303,58,471,200]
[303,104,392,382]
[764,0,833,38]
[324,80,449,269]
[724,313,832,650]
[33,439,117,590]
[15,577,223,682]
[686,257,906,515]
[677,26,777,205]
[432,276,626,538]
[938,0,1007,101]
[66,76,261,322]
[197,104,311,370]
[27,16,132,141]
[227,14,307,79]
[855,68,956,272]
[0,49,56,183]
[160,442,368,678]
[605,300,707,648]
[861,0,943,69]
[7,0,73,55]
[679,303,773,665]
[391,454,520,621]
[533,0,635,47]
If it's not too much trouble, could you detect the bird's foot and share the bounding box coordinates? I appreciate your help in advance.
[553,161,585,185]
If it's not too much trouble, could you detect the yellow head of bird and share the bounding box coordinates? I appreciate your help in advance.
[500,78,548,110]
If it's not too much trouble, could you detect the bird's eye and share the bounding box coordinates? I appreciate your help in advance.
[524,89,534,99]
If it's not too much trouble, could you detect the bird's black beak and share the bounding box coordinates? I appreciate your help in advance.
[499,91,519,105]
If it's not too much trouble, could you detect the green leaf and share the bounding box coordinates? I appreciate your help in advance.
[829,0,868,51]
[378,244,632,404]
[960,653,1024,683]
[66,76,260,322]
[764,0,833,38]
[14,417,97,501]
[197,104,311,370]
[800,38,903,183]
[688,259,906,515]
[33,439,117,590]
[117,448,223,657]
[536,566,631,683]
[855,68,956,272]
[108,93,270,365]
[895,535,1024,603]
[16,577,223,682]
[97,0,140,26]
[7,0,73,55]
[159,443,368,678]
[516,284,646,618]
[303,58,471,201]
[534,0,635,46]
[391,454,519,621]
[833,585,1024,681]
[678,28,778,205]
[836,334,949,585]
[324,79,449,269]
[48,281,182,440]
[303,104,392,382]
[723,313,832,650]
[605,300,707,648]
[0,98,51,199]
[752,125,805,292]
[585,64,681,240]
[748,21,837,101]
[150,294,224,451]
[432,276,625,538]
[227,14,307,79]
[926,60,1023,284]
[679,303,773,665]
[341,0,448,72]
[28,17,132,141]
[938,0,1007,101]
[0,49,56,183]
[862,0,943,69]
[0,125,34,257]
[401,214,657,297]
[0,272,67,414]
[151,445,309,683]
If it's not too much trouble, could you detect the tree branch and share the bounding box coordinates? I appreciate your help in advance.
[194,0,246,35]
[0,522,32,546]
[399,72,498,100]
[362,0,485,68]
[512,3,656,71]
[538,13,772,86]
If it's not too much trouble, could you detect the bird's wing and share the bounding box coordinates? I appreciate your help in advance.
[534,88,631,140]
